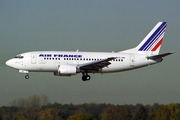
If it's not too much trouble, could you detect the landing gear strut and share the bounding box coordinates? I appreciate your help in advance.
[25,74,29,79]
[82,73,91,81]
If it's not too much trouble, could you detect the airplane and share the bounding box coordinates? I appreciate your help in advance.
[6,22,173,81]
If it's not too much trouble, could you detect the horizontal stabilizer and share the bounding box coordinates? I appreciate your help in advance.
[147,52,174,59]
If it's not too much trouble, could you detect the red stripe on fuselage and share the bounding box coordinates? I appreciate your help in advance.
[151,38,163,51]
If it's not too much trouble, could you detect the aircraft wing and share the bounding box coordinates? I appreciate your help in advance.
[79,57,116,71]
[147,52,174,59]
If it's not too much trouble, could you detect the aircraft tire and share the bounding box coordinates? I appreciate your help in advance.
[86,75,91,81]
[25,75,29,79]
[82,75,91,81]
[82,76,87,81]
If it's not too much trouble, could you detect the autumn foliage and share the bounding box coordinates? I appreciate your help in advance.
[0,95,180,120]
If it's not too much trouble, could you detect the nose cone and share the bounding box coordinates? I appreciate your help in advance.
[6,59,13,67]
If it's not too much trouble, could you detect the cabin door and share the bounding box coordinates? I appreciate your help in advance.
[130,54,135,66]
[31,53,37,64]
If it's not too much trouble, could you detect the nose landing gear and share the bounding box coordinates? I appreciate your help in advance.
[25,74,29,79]
[82,73,91,81]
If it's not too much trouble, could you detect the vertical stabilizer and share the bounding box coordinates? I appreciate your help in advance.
[137,22,167,55]
[120,22,167,55]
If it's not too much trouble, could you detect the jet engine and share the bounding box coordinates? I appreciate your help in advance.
[54,65,78,76]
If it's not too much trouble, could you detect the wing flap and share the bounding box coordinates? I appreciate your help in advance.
[79,57,116,71]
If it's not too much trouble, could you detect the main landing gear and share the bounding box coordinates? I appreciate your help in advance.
[25,74,29,79]
[82,73,91,81]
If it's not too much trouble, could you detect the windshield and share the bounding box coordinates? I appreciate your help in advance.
[14,55,24,59]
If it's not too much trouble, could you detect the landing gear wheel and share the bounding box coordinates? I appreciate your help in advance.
[25,75,29,79]
[82,76,86,81]
[82,76,87,81]
[82,73,91,81]
[86,75,91,81]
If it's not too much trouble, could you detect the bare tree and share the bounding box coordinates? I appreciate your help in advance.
[40,94,50,106]
[10,94,50,108]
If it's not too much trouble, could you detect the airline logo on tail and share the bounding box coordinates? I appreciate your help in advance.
[138,22,167,51]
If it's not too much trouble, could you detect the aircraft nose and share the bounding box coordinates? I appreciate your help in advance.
[5,59,13,67]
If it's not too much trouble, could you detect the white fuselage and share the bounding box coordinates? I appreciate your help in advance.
[6,51,162,74]
[5,22,172,80]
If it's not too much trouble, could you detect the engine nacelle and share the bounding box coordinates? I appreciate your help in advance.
[54,65,78,76]
[54,72,71,76]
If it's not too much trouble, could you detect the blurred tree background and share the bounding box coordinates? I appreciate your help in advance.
[0,95,180,120]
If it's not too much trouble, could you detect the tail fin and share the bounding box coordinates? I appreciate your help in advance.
[137,22,167,55]
[121,22,167,55]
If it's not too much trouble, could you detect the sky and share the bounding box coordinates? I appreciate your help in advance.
[0,1,179,106]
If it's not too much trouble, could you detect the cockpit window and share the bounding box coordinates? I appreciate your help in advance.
[14,55,24,59]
